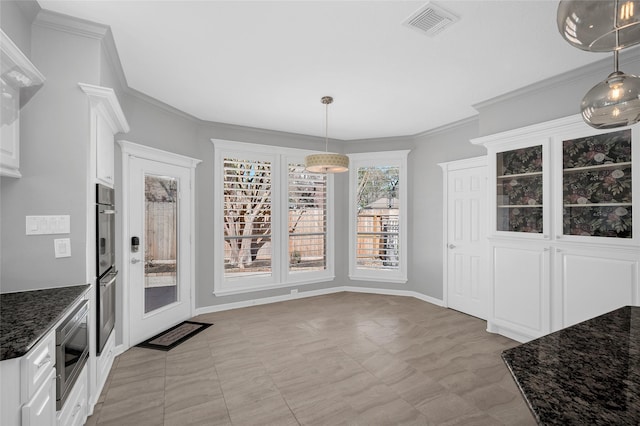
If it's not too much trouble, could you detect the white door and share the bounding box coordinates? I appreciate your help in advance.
[127,156,193,345]
[445,162,487,319]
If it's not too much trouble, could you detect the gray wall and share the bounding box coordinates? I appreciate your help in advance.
[1,13,102,292]
[0,1,38,56]
[4,6,638,312]
[343,119,485,300]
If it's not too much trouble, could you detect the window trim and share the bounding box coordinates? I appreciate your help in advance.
[212,139,335,295]
[348,150,410,284]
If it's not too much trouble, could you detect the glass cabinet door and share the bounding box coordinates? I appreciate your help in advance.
[496,145,543,233]
[562,129,632,238]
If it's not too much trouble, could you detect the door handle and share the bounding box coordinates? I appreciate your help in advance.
[131,258,141,264]
[448,244,456,249]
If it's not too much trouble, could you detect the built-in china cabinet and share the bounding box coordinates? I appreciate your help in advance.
[473,114,639,342]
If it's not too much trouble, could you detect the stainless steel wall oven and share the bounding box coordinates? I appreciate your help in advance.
[96,183,117,354]
[56,299,89,410]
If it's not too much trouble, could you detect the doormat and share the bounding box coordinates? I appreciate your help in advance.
[137,321,213,351]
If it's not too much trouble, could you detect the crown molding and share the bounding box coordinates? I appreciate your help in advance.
[125,86,202,123]
[33,9,109,40]
[413,115,479,139]
[473,46,640,111]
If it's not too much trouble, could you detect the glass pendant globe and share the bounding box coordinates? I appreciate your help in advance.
[581,70,640,128]
[557,0,640,51]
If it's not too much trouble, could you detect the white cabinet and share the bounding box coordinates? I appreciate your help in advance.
[79,83,130,187]
[0,29,45,178]
[21,332,55,403]
[473,114,640,342]
[21,370,56,426]
[0,331,56,426]
[489,242,551,342]
[553,246,639,330]
[57,366,88,426]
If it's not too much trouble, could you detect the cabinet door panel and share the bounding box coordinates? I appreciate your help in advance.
[493,245,550,337]
[21,370,56,426]
[558,248,639,328]
[96,113,114,186]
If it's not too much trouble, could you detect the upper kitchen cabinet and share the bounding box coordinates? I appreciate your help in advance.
[79,83,129,187]
[555,127,637,244]
[484,133,551,240]
[1,29,45,178]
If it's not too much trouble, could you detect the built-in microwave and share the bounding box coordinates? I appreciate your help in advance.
[56,299,89,410]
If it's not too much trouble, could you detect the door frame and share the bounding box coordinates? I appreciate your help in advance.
[438,156,487,311]
[118,140,201,349]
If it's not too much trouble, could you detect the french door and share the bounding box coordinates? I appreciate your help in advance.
[120,141,199,347]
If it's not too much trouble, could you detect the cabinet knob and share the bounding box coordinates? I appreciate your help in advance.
[131,258,141,264]
[448,244,456,249]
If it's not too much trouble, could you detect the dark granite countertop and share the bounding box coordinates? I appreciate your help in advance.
[502,306,640,425]
[0,285,90,361]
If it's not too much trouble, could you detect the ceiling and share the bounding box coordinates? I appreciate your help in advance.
[38,0,608,140]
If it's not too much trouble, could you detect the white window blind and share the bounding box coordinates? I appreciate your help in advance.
[288,164,327,272]
[213,139,336,295]
[223,157,272,278]
[356,165,400,271]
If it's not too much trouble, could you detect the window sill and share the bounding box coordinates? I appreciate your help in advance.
[348,274,407,284]
[213,275,336,296]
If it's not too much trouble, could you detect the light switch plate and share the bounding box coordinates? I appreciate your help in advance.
[54,238,71,258]
[26,215,70,235]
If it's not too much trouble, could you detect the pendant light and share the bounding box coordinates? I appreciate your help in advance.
[305,96,349,173]
[558,0,640,128]
[581,49,640,128]
[557,0,640,51]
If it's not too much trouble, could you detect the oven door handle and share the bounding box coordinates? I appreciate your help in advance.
[100,271,118,288]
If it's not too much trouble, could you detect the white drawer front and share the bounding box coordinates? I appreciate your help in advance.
[21,369,56,426]
[21,332,55,402]
[57,366,87,426]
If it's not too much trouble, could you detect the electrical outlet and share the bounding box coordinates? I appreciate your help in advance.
[290,289,298,295]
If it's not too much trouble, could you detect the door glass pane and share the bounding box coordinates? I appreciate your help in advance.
[562,129,632,238]
[496,146,543,233]
[144,174,178,313]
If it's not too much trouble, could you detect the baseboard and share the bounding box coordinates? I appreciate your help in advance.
[194,285,444,316]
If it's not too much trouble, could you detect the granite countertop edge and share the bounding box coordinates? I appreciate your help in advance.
[0,284,90,361]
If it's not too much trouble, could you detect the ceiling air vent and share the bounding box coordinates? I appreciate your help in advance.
[403,2,459,37]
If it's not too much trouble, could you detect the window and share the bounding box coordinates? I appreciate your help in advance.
[213,140,334,295]
[288,163,327,272]
[348,150,409,283]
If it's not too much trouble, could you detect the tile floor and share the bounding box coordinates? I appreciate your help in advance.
[87,292,535,425]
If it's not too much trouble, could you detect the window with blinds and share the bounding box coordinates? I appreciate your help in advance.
[223,157,272,278]
[288,164,327,272]
[356,165,400,271]
[214,140,336,295]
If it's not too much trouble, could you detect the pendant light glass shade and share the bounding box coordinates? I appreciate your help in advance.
[581,69,640,128]
[305,96,349,174]
[557,0,640,51]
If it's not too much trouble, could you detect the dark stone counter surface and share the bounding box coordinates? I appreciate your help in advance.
[502,306,640,425]
[0,285,89,361]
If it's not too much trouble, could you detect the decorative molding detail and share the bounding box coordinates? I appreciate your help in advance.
[194,286,444,317]
[34,9,109,40]
[118,140,202,169]
[0,29,46,89]
[79,83,130,133]
[414,115,479,139]
[473,46,640,111]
